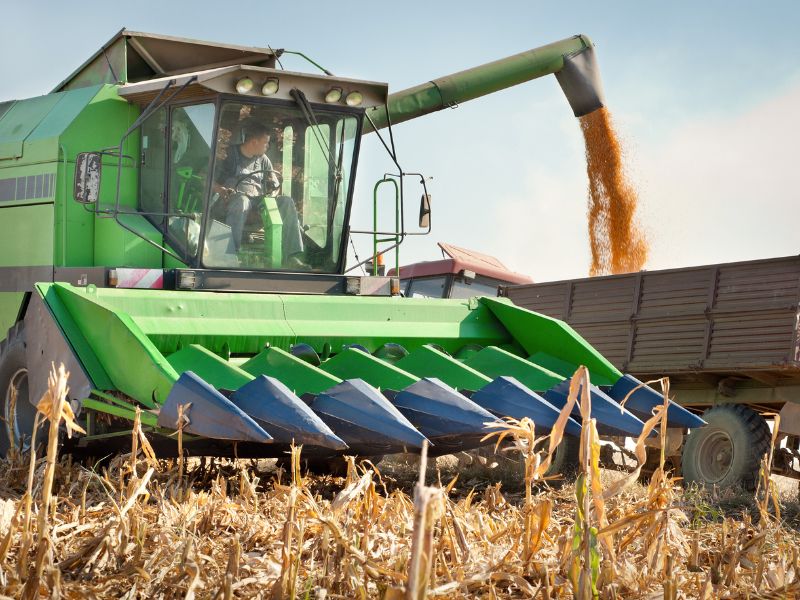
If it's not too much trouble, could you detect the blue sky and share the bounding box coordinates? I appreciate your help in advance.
[2,1,798,280]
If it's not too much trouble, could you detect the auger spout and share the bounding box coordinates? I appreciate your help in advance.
[364,34,604,132]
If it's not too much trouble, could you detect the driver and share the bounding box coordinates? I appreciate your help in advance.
[213,123,304,262]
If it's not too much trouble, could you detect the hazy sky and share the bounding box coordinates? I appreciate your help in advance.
[2,1,798,281]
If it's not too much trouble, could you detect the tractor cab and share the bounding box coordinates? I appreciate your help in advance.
[388,242,533,299]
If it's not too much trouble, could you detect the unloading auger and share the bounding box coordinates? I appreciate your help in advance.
[0,30,704,462]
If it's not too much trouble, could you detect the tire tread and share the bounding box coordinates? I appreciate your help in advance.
[683,404,771,490]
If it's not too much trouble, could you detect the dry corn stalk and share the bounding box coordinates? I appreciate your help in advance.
[0,365,797,598]
[406,441,443,600]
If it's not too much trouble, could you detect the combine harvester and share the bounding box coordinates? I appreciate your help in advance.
[0,30,704,464]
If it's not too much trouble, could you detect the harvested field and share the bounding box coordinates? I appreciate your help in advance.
[1,367,798,599]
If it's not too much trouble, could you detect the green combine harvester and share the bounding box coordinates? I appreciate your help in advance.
[0,30,704,462]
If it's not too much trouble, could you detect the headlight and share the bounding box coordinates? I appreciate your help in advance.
[345,91,363,107]
[235,77,254,94]
[261,78,279,95]
[325,87,343,103]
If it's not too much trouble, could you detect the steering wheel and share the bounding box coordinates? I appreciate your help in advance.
[234,168,283,196]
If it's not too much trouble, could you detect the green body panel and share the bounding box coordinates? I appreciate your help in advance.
[367,35,591,131]
[0,204,54,266]
[481,297,622,386]
[0,93,62,159]
[41,283,177,406]
[0,84,140,272]
[320,348,418,391]
[36,284,113,390]
[396,345,492,391]
[22,86,103,164]
[464,346,562,392]
[262,196,283,268]
[0,293,24,340]
[241,347,341,395]
[61,85,141,266]
[167,344,253,391]
[94,213,163,267]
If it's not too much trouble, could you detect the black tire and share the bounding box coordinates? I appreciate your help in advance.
[0,322,47,457]
[682,404,770,491]
[545,434,581,481]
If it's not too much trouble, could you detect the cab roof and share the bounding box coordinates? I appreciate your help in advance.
[54,29,283,93]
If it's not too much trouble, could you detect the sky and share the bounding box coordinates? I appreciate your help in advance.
[2,1,798,281]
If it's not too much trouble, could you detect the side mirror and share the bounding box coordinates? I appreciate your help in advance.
[73,152,102,204]
[418,194,431,229]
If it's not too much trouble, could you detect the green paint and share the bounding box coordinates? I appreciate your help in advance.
[36,284,113,390]
[167,344,254,391]
[464,346,563,391]
[81,398,158,427]
[262,196,283,268]
[46,283,178,406]
[0,93,62,159]
[94,213,163,268]
[0,293,24,341]
[0,204,54,266]
[366,35,592,131]
[83,390,160,428]
[396,345,491,391]
[320,348,417,391]
[480,297,621,386]
[241,347,341,396]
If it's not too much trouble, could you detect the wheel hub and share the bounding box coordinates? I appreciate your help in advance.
[696,428,734,484]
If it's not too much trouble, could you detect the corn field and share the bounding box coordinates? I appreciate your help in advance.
[0,364,798,599]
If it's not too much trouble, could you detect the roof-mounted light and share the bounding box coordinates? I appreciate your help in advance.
[345,91,363,107]
[261,78,279,96]
[325,87,343,103]
[235,77,254,94]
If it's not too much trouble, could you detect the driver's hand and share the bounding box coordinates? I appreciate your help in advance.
[266,175,280,193]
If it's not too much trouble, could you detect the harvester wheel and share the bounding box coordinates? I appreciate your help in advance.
[682,404,770,491]
[0,322,46,457]
[544,434,580,483]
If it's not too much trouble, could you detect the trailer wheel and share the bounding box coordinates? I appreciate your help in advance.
[0,322,46,457]
[682,405,770,490]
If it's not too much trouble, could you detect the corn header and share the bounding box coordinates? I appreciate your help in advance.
[0,30,703,462]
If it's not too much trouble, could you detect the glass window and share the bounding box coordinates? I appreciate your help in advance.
[303,123,331,247]
[167,103,214,257]
[203,100,359,273]
[138,103,215,260]
[407,276,448,298]
[140,106,167,219]
[450,278,500,299]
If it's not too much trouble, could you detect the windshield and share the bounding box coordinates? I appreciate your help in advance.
[203,99,359,272]
[137,99,360,273]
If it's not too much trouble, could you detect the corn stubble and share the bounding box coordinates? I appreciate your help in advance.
[581,108,648,276]
[0,365,797,598]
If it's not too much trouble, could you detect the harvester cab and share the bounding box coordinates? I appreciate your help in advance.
[0,30,705,464]
[71,31,398,290]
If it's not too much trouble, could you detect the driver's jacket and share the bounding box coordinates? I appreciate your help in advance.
[218,145,278,197]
